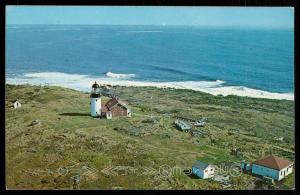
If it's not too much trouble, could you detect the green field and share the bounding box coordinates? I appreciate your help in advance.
[5,84,294,189]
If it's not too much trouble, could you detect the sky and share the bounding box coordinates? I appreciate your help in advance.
[6,6,294,28]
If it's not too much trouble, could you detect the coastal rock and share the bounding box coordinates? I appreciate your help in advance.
[30,120,41,126]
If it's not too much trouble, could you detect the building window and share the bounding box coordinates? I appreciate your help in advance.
[211,169,213,171]
[281,171,283,176]
[205,170,208,172]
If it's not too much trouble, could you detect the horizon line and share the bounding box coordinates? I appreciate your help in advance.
[6,24,293,28]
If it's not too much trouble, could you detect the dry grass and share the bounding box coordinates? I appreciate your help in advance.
[5,84,294,189]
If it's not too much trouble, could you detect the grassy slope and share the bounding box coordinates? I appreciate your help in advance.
[5,84,294,189]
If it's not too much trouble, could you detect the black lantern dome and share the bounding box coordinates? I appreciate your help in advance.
[92,81,100,88]
[91,81,101,98]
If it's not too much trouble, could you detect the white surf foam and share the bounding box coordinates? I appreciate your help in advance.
[105,72,135,78]
[25,72,88,80]
[6,72,294,101]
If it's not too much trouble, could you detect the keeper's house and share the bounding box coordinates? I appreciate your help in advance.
[251,155,293,181]
[101,97,131,119]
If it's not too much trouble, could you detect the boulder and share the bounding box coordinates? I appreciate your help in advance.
[30,120,41,126]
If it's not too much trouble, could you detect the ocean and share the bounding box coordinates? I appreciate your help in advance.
[5,25,294,100]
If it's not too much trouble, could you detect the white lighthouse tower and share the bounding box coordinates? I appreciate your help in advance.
[90,81,101,117]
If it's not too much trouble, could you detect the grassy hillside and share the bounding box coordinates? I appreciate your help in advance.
[5,84,294,189]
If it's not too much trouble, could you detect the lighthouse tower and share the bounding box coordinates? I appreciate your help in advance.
[90,81,101,117]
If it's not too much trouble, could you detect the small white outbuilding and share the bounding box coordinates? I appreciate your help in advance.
[192,160,215,179]
[13,100,21,109]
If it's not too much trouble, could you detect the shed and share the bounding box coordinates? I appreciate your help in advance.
[194,118,206,127]
[240,161,251,172]
[175,120,191,131]
[13,100,21,109]
[191,160,215,179]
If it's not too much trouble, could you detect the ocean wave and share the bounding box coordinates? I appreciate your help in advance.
[46,28,82,31]
[6,26,19,29]
[144,64,213,80]
[216,80,225,84]
[120,30,163,33]
[25,72,88,81]
[105,72,135,79]
[6,72,294,101]
[148,65,193,76]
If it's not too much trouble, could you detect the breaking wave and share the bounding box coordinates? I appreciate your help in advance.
[105,72,136,78]
[6,72,294,101]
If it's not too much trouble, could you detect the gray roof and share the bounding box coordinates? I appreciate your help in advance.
[192,160,210,170]
[175,120,191,130]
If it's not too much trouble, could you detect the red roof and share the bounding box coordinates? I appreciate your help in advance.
[106,97,119,110]
[101,97,129,113]
[101,104,109,113]
[253,155,293,170]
